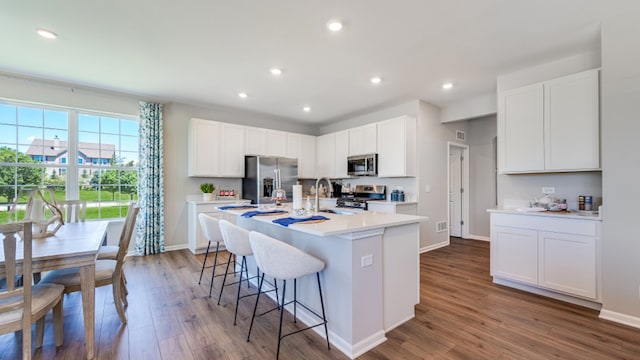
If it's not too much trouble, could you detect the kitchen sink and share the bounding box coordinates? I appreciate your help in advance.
[318,208,357,215]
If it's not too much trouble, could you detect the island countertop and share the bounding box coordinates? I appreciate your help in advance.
[220,205,427,237]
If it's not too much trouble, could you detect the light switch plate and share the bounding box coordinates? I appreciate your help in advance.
[361,254,373,268]
[425,184,431,193]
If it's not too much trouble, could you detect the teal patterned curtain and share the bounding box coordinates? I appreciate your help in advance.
[135,101,165,255]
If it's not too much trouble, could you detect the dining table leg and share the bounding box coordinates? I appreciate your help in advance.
[80,264,96,359]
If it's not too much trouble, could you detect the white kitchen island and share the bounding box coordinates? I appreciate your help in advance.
[220,206,427,359]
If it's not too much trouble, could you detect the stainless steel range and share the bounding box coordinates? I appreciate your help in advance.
[336,185,386,210]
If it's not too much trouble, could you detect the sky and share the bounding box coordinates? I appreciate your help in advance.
[0,103,139,164]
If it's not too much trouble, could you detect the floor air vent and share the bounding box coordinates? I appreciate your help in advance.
[436,220,448,232]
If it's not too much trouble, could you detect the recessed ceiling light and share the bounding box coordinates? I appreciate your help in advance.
[36,28,57,39]
[442,83,454,90]
[370,76,382,85]
[238,92,248,99]
[270,68,282,76]
[327,20,343,32]
[303,106,311,112]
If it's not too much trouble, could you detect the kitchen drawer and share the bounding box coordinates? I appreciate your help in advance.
[491,213,598,237]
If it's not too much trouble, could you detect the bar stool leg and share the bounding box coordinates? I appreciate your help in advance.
[218,253,233,305]
[317,273,330,350]
[277,279,287,360]
[247,273,265,342]
[198,241,211,284]
[234,256,247,325]
[208,242,221,297]
[293,279,297,323]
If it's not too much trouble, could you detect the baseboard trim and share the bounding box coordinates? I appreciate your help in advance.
[493,277,601,310]
[420,241,449,253]
[164,244,189,252]
[469,234,490,241]
[599,309,640,329]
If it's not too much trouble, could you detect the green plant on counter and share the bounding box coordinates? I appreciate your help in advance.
[200,183,215,193]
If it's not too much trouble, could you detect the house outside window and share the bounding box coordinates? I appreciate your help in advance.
[0,101,138,222]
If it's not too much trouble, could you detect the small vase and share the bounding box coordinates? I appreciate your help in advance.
[202,193,214,201]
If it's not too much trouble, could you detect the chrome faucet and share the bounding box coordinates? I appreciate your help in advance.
[314,177,334,213]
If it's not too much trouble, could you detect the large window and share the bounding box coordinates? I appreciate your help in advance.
[0,101,138,222]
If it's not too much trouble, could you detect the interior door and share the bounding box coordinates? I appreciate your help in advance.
[449,147,462,237]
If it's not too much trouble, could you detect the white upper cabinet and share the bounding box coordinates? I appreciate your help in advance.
[316,133,335,178]
[220,123,245,177]
[498,84,545,172]
[286,132,301,160]
[189,118,221,177]
[298,134,316,179]
[245,127,268,156]
[349,123,377,156]
[498,69,600,173]
[377,116,416,177]
[188,118,245,177]
[544,70,600,171]
[268,130,288,158]
[334,130,350,178]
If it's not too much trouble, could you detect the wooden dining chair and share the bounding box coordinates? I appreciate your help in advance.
[0,222,65,359]
[40,202,139,323]
[58,200,87,224]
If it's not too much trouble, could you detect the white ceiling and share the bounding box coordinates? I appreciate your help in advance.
[0,1,627,124]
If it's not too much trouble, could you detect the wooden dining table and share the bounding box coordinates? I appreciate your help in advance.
[0,220,109,359]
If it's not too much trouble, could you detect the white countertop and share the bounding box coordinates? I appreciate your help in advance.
[221,204,428,237]
[368,200,418,206]
[487,207,602,220]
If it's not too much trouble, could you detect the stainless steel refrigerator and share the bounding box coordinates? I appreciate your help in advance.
[243,156,298,204]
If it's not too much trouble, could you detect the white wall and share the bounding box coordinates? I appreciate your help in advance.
[440,93,497,123]
[467,115,497,238]
[600,4,640,321]
[496,52,603,208]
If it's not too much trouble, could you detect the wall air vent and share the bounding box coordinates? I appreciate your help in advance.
[456,130,465,141]
[436,220,448,232]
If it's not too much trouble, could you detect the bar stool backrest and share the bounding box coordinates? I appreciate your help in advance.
[248,231,324,281]
[218,220,252,256]
[198,214,223,244]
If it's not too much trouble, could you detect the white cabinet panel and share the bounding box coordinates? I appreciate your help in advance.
[188,118,221,177]
[367,202,417,215]
[538,231,596,299]
[286,133,301,160]
[491,225,538,285]
[377,116,416,177]
[490,212,600,301]
[334,130,350,178]
[316,134,335,178]
[498,69,600,173]
[298,134,316,179]
[499,84,544,172]
[349,123,377,156]
[544,70,600,170]
[245,127,268,156]
[220,123,245,177]
[268,130,288,158]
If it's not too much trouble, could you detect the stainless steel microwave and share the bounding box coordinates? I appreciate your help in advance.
[347,154,378,176]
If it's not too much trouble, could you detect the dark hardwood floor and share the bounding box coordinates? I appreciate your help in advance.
[2,237,640,359]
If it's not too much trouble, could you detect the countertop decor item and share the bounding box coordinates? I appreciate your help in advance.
[200,183,216,201]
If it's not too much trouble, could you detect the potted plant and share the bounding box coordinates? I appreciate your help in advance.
[200,183,215,201]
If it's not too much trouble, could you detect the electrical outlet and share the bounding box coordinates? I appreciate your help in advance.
[361,254,373,268]
[542,187,555,194]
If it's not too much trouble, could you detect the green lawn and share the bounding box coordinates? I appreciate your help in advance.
[0,188,137,222]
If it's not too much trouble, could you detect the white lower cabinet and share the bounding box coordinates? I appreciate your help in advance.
[538,231,596,299]
[187,201,237,254]
[490,212,600,301]
[367,202,417,215]
[492,225,538,285]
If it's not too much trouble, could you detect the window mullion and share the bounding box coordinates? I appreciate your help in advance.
[66,110,79,200]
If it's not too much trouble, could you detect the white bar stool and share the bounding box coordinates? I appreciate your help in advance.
[247,231,330,359]
[218,220,280,325]
[197,213,233,297]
